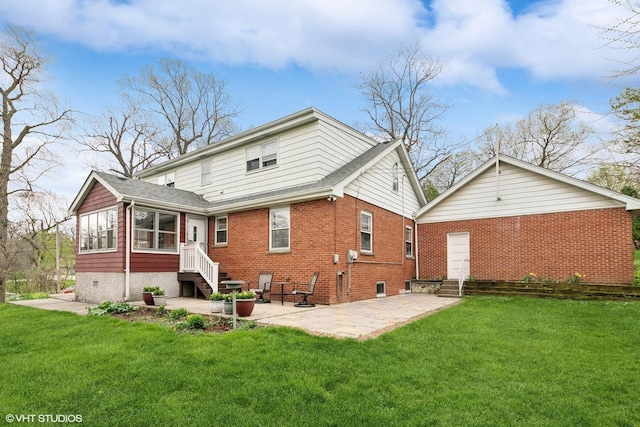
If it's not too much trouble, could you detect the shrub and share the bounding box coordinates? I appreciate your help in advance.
[88,301,137,316]
[186,314,206,330]
[169,308,188,319]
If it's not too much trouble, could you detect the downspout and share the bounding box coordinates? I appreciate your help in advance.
[125,200,135,301]
[414,221,419,280]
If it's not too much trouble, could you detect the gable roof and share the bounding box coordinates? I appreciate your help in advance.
[415,155,640,220]
[69,139,426,215]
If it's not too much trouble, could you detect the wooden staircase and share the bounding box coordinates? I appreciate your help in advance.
[438,279,464,298]
[178,271,233,299]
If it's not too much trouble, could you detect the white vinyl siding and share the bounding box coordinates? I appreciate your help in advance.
[344,152,422,218]
[418,162,628,224]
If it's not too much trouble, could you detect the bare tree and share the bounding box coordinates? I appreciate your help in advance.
[600,0,640,79]
[357,44,452,181]
[79,96,163,177]
[425,149,480,195]
[478,102,597,175]
[120,58,241,157]
[0,25,72,303]
[10,191,73,293]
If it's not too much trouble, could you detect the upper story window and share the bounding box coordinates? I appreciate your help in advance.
[246,140,278,172]
[133,208,178,252]
[157,171,175,187]
[215,216,228,245]
[269,206,290,251]
[392,162,399,192]
[360,211,373,253]
[201,160,212,185]
[79,207,117,253]
[405,226,413,258]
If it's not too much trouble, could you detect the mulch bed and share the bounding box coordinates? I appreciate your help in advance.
[109,306,242,333]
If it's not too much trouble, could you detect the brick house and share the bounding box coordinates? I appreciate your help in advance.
[69,108,426,304]
[415,155,640,285]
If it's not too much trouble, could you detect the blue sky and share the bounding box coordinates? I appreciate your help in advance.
[0,0,633,200]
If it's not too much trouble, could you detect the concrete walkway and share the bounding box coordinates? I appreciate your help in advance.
[10,293,462,340]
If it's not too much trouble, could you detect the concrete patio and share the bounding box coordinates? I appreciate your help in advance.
[11,292,462,340]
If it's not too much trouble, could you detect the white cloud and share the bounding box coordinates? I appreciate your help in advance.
[0,0,631,91]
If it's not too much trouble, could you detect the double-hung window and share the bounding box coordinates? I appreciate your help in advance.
[215,216,228,245]
[392,162,399,192]
[360,211,373,253]
[201,160,212,185]
[79,208,117,252]
[405,226,413,258]
[133,208,178,252]
[157,171,175,187]
[246,140,278,172]
[270,207,290,251]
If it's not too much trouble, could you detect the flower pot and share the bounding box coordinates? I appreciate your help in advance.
[153,295,167,306]
[142,292,155,305]
[223,300,233,315]
[235,298,256,317]
[210,300,224,313]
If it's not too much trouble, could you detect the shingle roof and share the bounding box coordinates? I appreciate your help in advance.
[95,172,211,210]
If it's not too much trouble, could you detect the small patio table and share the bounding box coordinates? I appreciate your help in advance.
[273,281,294,305]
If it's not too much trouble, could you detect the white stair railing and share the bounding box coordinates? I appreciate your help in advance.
[179,243,219,293]
[458,259,469,296]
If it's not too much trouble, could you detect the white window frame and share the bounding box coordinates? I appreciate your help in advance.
[79,207,118,253]
[215,216,228,246]
[133,208,179,253]
[269,206,290,251]
[392,162,399,193]
[376,281,386,297]
[360,211,373,253]
[157,171,176,187]
[201,159,212,185]
[246,140,278,172]
[405,226,413,258]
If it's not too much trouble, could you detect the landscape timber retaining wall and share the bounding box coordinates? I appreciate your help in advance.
[464,280,640,301]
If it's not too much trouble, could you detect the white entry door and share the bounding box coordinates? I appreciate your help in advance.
[447,232,470,280]
[187,216,207,250]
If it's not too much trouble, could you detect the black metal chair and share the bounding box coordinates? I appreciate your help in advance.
[292,272,319,307]
[248,271,274,303]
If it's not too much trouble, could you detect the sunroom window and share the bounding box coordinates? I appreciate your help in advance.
[79,208,117,252]
[133,208,178,252]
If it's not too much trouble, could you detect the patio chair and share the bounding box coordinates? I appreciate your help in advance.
[292,272,320,307]
[248,271,274,303]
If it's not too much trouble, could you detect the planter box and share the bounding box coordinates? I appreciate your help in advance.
[153,295,167,306]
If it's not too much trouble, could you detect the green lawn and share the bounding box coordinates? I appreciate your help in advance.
[1,297,639,426]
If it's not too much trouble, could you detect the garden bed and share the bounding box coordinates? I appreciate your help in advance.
[464,280,640,300]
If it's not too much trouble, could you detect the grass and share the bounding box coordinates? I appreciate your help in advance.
[1,297,639,426]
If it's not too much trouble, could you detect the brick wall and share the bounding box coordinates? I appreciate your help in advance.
[418,207,635,284]
[210,195,416,304]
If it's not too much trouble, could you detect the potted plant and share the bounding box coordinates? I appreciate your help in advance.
[142,286,156,305]
[235,290,256,317]
[221,291,256,317]
[152,287,166,306]
[210,292,225,313]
